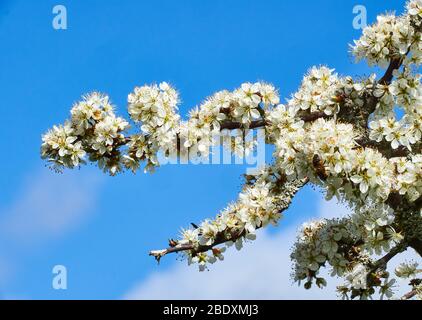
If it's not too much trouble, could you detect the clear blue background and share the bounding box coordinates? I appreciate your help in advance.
[0,0,405,299]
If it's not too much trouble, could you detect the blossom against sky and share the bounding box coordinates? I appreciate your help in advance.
[0,0,410,299]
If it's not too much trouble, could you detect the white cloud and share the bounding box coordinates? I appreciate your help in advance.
[0,169,103,289]
[0,169,103,245]
[125,227,340,300]
[318,198,351,219]
[124,197,420,300]
[123,198,350,300]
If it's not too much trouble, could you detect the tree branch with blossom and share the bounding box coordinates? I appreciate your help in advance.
[40,1,422,299]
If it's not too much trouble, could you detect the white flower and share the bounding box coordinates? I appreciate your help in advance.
[238,82,262,107]
[379,278,396,299]
[407,0,422,18]
[395,261,420,278]
[259,83,280,106]
[179,228,200,246]
[351,173,370,194]
[199,221,219,246]
[346,264,368,290]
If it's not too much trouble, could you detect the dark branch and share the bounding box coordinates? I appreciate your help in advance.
[401,289,418,300]
[371,240,407,272]
[355,136,411,158]
[301,111,330,122]
[409,238,422,257]
[378,57,404,85]
[219,111,330,131]
[219,119,267,130]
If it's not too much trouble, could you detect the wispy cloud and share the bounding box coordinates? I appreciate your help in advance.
[317,198,350,219]
[123,198,349,300]
[0,170,103,244]
[0,169,103,290]
[124,229,340,300]
[123,198,420,300]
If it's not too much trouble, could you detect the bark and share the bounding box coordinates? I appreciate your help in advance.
[409,238,422,257]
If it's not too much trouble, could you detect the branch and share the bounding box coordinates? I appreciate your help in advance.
[360,53,408,125]
[149,230,245,261]
[401,289,417,300]
[219,119,267,130]
[149,178,308,262]
[378,32,421,86]
[401,279,421,300]
[219,111,330,130]
[378,57,404,85]
[371,240,408,272]
[354,136,411,158]
[365,241,408,289]
[409,238,422,257]
[119,112,331,152]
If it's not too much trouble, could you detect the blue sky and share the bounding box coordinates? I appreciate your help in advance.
[0,0,407,299]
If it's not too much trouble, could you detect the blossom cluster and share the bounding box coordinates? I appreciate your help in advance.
[179,82,279,159]
[172,167,302,270]
[269,99,421,204]
[407,0,422,24]
[125,82,180,172]
[341,264,397,300]
[290,218,356,287]
[41,93,129,174]
[288,66,343,116]
[125,81,279,171]
[369,70,422,152]
[41,0,422,300]
[351,204,401,254]
[43,81,280,174]
[290,202,402,299]
[272,114,392,201]
[352,5,421,68]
